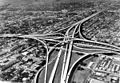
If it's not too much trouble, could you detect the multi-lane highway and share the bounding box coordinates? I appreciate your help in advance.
[0,10,120,83]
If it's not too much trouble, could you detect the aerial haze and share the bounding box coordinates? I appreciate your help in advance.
[0,0,117,6]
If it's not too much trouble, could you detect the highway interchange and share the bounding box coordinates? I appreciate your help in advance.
[1,9,120,83]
